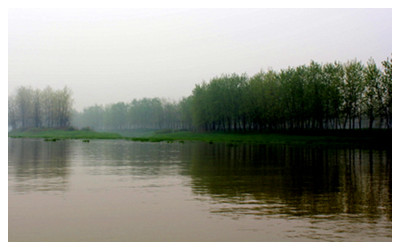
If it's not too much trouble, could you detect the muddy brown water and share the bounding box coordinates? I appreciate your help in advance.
[8,138,391,241]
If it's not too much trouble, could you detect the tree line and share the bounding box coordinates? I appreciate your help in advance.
[72,56,391,132]
[9,56,391,132]
[8,86,73,130]
[72,97,193,131]
[190,57,392,131]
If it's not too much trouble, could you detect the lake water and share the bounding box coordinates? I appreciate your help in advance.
[8,138,391,242]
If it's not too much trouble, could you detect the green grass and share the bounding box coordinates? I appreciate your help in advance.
[125,129,391,148]
[150,131,390,146]
[8,128,123,140]
[8,128,391,148]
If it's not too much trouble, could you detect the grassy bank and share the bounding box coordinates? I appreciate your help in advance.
[130,130,391,147]
[9,128,391,148]
[8,128,123,140]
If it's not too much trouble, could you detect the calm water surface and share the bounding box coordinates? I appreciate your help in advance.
[8,138,391,241]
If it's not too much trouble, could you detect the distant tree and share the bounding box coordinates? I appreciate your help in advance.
[280,66,307,129]
[31,89,42,128]
[303,61,326,129]
[58,86,73,127]
[9,86,73,130]
[8,96,17,130]
[343,60,364,129]
[15,86,34,128]
[79,105,105,130]
[244,70,281,130]
[381,56,392,128]
[35,55,392,133]
[162,100,179,129]
[108,102,128,129]
[322,62,345,129]
[191,83,210,131]
[178,96,194,130]
[41,86,54,128]
[363,58,382,129]
[125,98,164,129]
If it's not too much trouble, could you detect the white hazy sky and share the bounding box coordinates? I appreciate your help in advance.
[8,8,392,110]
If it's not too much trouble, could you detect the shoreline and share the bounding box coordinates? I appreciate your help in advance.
[8,128,392,148]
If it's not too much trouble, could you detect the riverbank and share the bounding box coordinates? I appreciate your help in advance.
[8,128,391,148]
[8,128,123,140]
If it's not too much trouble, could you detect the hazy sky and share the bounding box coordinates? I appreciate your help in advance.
[8,8,392,111]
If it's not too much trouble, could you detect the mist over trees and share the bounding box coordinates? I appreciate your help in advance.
[72,98,192,131]
[9,56,392,132]
[8,86,73,130]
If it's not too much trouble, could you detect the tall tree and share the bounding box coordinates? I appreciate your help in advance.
[32,89,42,128]
[304,61,326,129]
[15,86,33,128]
[8,96,17,130]
[343,60,364,129]
[9,86,73,130]
[67,55,391,132]
[179,96,194,130]
[322,62,345,129]
[363,58,382,129]
[381,56,392,128]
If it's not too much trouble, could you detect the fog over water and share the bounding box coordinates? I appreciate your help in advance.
[8,8,392,110]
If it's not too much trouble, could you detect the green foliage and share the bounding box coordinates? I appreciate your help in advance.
[14,55,390,133]
[186,56,391,131]
[381,56,392,128]
[135,130,389,147]
[9,86,73,130]
[8,127,390,148]
[191,73,249,131]
[363,58,382,129]
[8,128,123,140]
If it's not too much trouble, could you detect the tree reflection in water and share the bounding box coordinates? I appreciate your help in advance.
[8,139,391,241]
[8,138,71,193]
[183,143,391,221]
